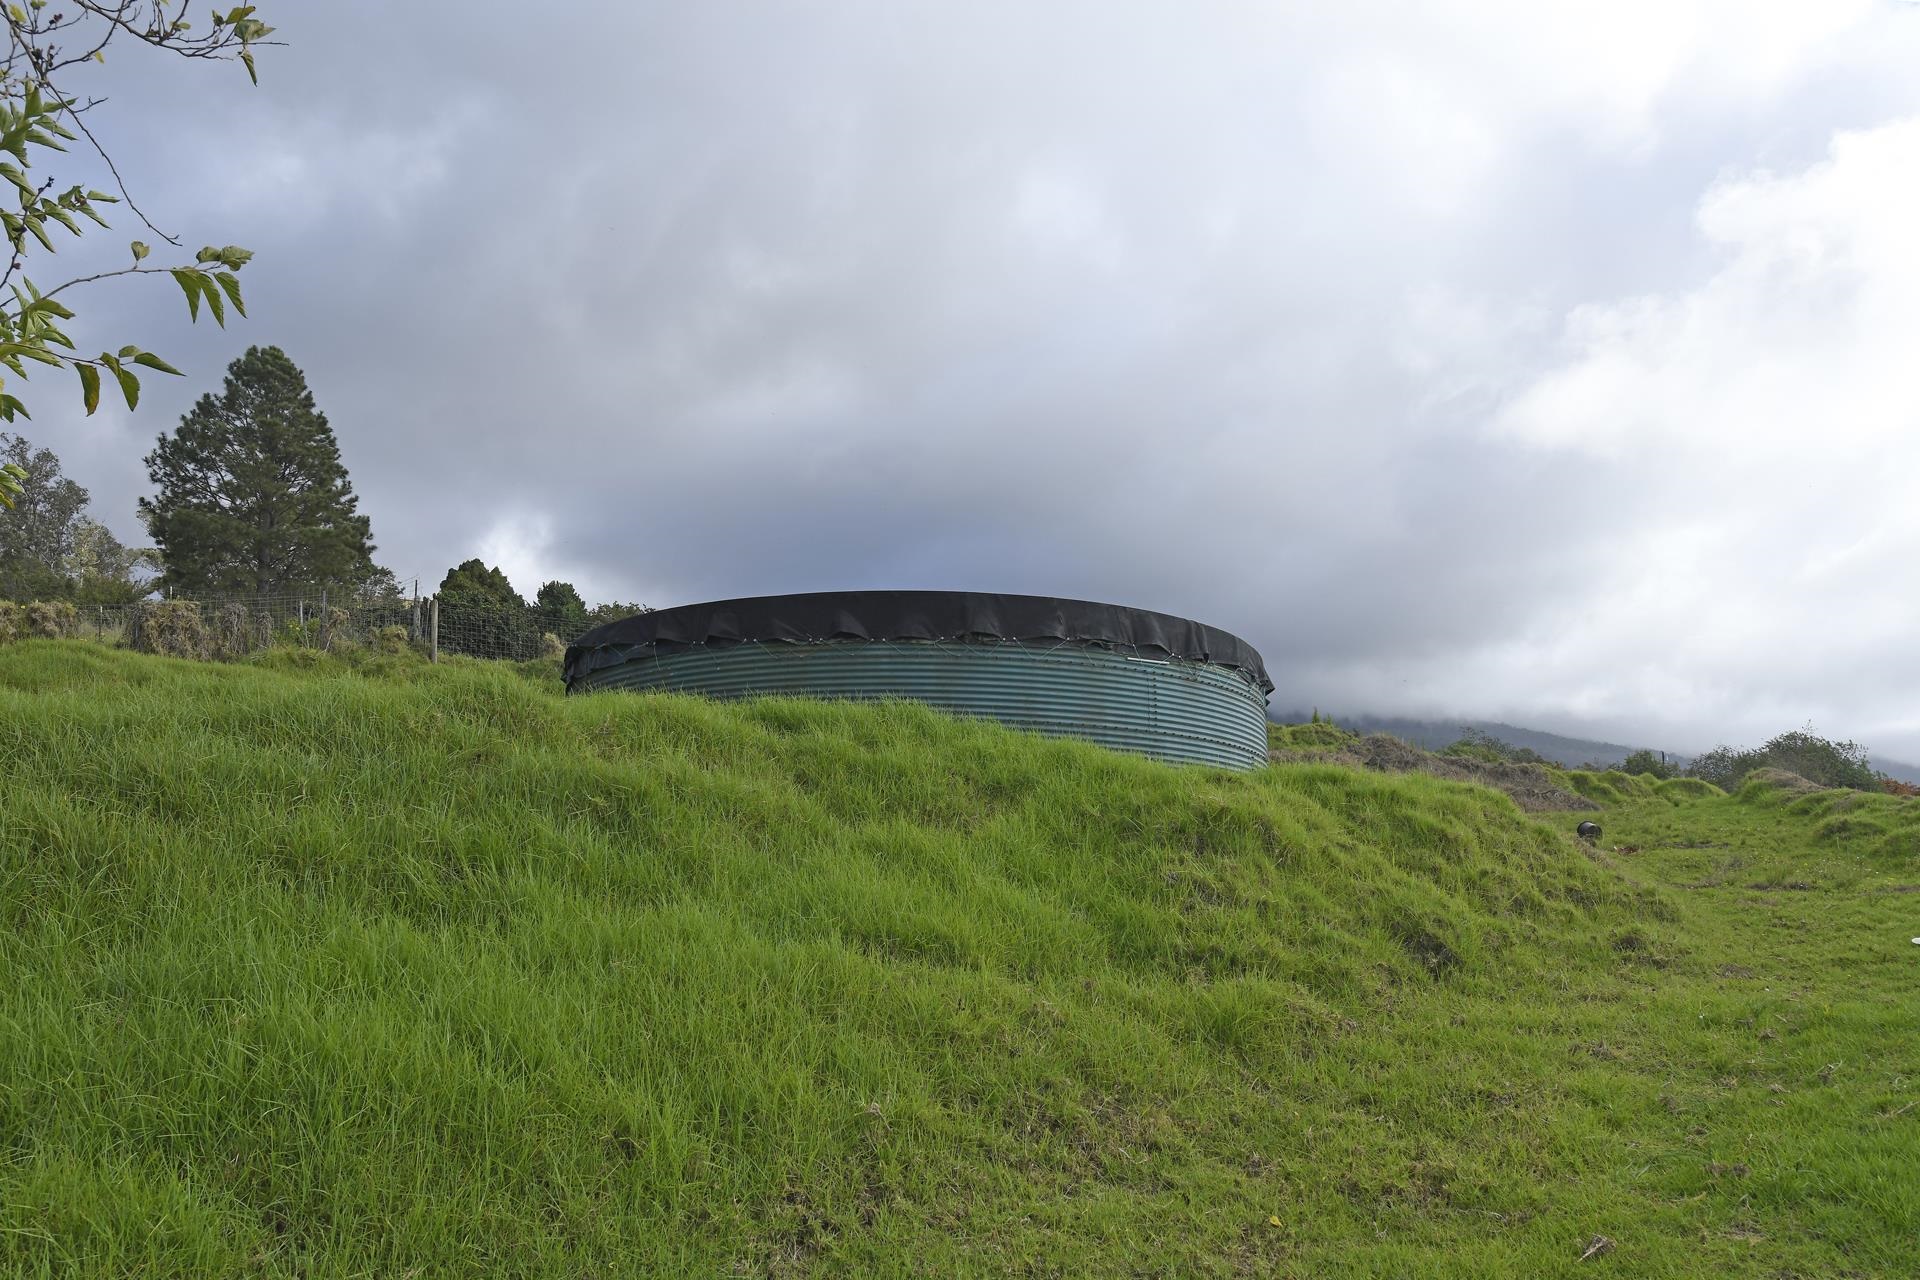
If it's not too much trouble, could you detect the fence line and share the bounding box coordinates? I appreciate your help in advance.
[3,592,629,665]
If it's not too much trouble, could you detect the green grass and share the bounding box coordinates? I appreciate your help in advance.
[0,642,1915,1276]
[1559,769,1659,806]
[1652,777,1724,803]
[1265,719,1360,753]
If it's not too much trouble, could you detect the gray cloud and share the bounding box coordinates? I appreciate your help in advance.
[25,0,1920,759]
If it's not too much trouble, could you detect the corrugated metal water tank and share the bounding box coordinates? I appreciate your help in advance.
[563,591,1273,770]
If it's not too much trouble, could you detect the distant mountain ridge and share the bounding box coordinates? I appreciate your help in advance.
[1270,710,1920,784]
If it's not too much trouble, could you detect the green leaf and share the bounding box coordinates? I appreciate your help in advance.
[76,360,98,414]
[14,345,60,366]
[212,270,246,318]
[200,273,225,327]
[131,240,149,263]
[99,354,138,410]
[241,48,257,86]
[23,217,52,252]
[171,269,202,322]
[0,394,25,423]
[132,351,183,376]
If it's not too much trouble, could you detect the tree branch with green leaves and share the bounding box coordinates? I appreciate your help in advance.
[0,2,274,425]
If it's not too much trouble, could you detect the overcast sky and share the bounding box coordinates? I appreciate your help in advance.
[24,1,1920,758]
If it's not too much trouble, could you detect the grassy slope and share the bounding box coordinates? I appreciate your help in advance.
[0,643,1914,1277]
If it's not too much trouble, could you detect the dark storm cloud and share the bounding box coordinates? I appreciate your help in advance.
[28,1,1920,758]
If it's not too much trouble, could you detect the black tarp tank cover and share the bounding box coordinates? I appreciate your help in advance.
[563,590,1273,693]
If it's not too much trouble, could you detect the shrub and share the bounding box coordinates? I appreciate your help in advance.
[539,631,565,661]
[275,616,318,647]
[1685,745,1749,790]
[1689,728,1880,792]
[375,625,413,655]
[0,601,18,644]
[1620,748,1676,780]
[1759,729,1879,790]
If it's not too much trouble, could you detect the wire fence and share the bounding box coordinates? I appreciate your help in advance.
[2,591,625,665]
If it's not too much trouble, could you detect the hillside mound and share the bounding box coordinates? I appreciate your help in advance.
[1738,767,1823,797]
[1654,776,1724,802]
[1729,766,1920,859]
[1270,723,1597,812]
[0,641,1662,1276]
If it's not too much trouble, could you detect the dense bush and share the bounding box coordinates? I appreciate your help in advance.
[1687,728,1881,792]
[1620,748,1677,779]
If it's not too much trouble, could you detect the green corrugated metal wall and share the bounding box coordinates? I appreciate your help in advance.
[571,640,1270,770]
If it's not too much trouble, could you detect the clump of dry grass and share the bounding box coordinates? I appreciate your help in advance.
[131,600,209,659]
[212,603,254,659]
[319,607,355,653]
[24,600,77,639]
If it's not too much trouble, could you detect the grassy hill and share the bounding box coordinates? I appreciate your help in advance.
[1,642,1915,1276]
[1281,710,1920,785]
[1271,712,1660,769]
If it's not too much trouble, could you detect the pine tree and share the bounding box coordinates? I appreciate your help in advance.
[140,347,374,598]
[439,560,523,608]
[436,559,533,659]
[534,580,588,628]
